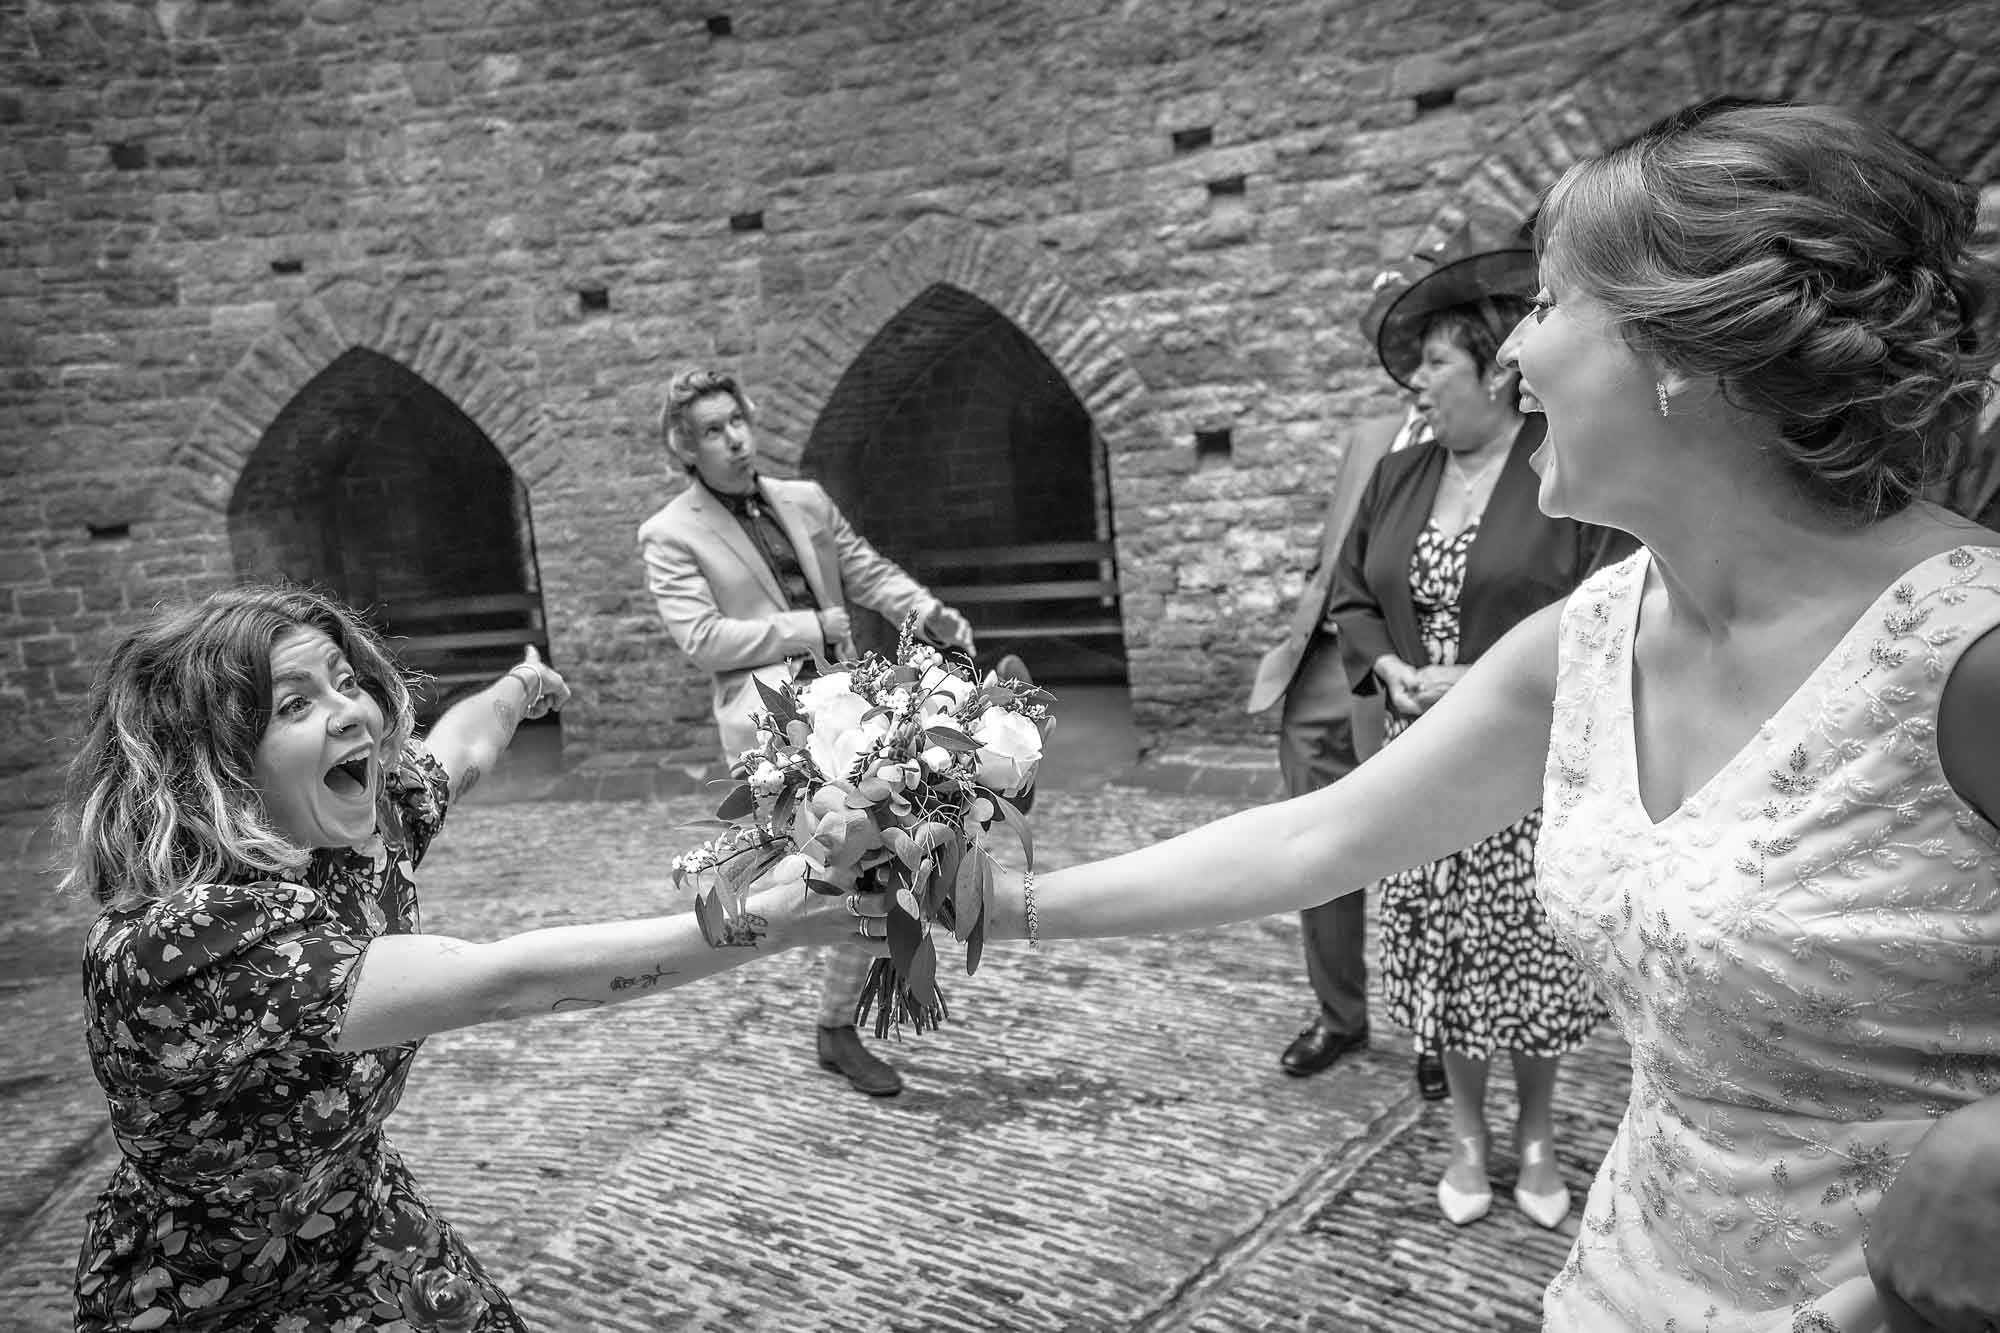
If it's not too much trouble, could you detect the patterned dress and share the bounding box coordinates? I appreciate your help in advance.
[1376,520,1604,1060]
[1537,547,2000,1331]
[75,743,523,1332]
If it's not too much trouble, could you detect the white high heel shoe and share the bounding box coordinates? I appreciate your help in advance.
[1436,1132,1492,1225]
[1514,1137,1572,1229]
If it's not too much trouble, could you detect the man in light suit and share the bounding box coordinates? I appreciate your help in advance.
[1247,407,1422,1083]
[640,367,974,1098]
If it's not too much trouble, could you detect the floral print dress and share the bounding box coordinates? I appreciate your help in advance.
[1375,519,1605,1060]
[75,743,521,1332]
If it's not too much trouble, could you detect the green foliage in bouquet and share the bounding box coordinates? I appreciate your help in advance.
[670,615,1053,1035]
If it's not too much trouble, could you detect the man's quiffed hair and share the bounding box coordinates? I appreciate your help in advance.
[660,367,755,464]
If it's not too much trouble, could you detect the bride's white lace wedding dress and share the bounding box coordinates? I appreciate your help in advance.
[1535,547,2000,1332]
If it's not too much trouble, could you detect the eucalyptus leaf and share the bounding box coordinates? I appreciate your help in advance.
[934,836,962,912]
[952,850,984,944]
[988,790,1034,869]
[693,889,726,947]
[965,913,985,975]
[714,784,757,821]
[922,725,982,753]
[753,674,796,722]
[678,819,736,834]
[717,842,787,893]
[906,937,938,1008]
[886,901,922,980]
[881,825,920,870]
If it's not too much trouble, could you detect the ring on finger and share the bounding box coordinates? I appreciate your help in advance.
[845,893,861,917]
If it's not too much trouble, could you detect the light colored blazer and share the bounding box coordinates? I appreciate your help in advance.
[1246,410,1415,715]
[639,476,936,762]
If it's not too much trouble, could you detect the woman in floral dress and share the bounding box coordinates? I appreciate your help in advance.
[1330,268,1629,1229]
[63,585,858,1331]
[977,102,2000,1328]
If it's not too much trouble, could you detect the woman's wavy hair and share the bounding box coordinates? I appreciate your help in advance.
[58,584,415,909]
[1537,98,2000,519]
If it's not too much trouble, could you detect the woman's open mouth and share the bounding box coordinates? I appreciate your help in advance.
[322,748,374,799]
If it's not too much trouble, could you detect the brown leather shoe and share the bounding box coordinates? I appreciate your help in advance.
[816,1025,904,1097]
[1279,1018,1369,1076]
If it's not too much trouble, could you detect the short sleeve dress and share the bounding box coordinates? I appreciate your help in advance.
[74,742,523,1333]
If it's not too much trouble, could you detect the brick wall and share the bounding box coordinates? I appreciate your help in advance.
[2,0,1997,809]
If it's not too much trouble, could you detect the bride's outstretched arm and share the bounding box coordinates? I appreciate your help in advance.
[993,599,1567,941]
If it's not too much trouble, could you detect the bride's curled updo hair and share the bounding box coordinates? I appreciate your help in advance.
[1537,99,2000,519]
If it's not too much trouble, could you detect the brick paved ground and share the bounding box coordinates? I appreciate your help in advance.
[0,770,1629,1332]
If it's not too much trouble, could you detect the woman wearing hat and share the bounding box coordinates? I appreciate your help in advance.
[1325,234,1633,1227]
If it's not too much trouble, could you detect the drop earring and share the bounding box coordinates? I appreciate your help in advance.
[1656,382,1670,418]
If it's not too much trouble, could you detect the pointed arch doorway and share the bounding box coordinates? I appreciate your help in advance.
[801,282,1128,683]
[226,346,555,735]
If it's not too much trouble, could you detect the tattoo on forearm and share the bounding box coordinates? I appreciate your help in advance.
[713,912,769,948]
[610,962,680,991]
[492,695,521,733]
[454,763,482,799]
[550,997,604,1013]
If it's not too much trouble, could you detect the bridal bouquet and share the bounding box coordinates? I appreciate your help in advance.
[671,616,1053,1035]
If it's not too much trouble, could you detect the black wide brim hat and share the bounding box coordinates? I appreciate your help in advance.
[1361,239,1539,391]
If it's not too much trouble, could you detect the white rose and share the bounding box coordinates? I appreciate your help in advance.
[795,671,857,718]
[918,668,975,719]
[970,709,1042,796]
[806,682,888,780]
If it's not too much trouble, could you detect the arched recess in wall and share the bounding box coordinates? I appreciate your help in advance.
[171,288,566,727]
[757,213,1155,684]
[1407,6,2000,257]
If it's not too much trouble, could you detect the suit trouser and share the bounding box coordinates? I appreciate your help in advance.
[815,946,875,1027]
[1276,635,1368,1038]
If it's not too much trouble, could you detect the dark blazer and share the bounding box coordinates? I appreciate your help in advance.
[1329,416,1636,697]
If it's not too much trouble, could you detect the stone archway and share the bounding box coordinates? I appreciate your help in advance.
[752,213,1156,474]
[1401,6,1999,260]
[1397,7,2000,516]
[754,213,1158,682]
[172,286,565,724]
[170,283,564,513]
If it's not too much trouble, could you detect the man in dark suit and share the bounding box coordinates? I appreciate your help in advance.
[1248,408,1431,1087]
[639,367,975,1097]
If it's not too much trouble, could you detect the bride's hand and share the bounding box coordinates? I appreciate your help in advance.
[1866,1093,2000,1330]
[742,856,889,952]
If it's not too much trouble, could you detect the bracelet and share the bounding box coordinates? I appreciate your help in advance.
[1022,869,1040,949]
[506,664,543,709]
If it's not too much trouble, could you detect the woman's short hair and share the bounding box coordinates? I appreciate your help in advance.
[58,585,415,909]
[1537,99,2000,519]
[659,367,754,464]
[1423,295,1534,381]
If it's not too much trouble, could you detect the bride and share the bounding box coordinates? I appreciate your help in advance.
[956,101,2000,1331]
